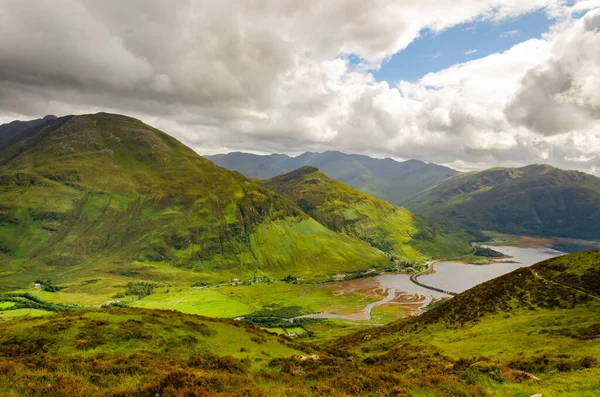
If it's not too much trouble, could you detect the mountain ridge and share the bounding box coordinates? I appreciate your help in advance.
[206,150,458,204]
[260,166,471,262]
[403,163,600,239]
[0,113,389,291]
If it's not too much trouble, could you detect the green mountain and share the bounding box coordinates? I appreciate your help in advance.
[0,113,389,291]
[260,166,471,263]
[206,151,458,204]
[403,164,600,240]
[2,251,597,396]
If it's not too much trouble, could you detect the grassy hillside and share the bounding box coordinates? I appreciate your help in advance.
[332,249,600,396]
[2,252,598,396]
[206,150,458,204]
[0,308,306,396]
[0,113,389,292]
[404,164,600,239]
[261,166,472,263]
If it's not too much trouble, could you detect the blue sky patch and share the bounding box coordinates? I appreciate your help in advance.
[373,9,554,84]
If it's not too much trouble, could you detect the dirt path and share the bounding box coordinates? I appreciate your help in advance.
[170,289,198,310]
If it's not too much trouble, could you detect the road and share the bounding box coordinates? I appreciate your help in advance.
[408,245,478,296]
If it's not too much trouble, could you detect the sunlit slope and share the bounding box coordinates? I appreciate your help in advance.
[0,113,387,290]
[404,164,600,239]
[261,166,470,262]
[334,250,600,396]
[0,308,305,395]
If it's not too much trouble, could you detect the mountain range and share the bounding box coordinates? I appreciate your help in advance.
[206,151,458,204]
[260,166,470,262]
[210,152,600,240]
[0,113,472,291]
[0,113,398,290]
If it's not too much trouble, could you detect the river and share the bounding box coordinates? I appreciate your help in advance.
[294,244,570,321]
[419,245,565,294]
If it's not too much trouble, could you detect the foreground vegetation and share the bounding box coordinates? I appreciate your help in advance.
[0,250,598,396]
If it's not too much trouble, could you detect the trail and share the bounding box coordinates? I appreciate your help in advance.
[170,289,198,310]
[529,268,600,300]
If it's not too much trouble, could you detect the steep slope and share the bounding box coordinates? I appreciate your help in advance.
[0,115,57,152]
[206,150,458,204]
[0,113,388,291]
[404,164,600,239]
[260,166,471,263]
[334,250,600,396]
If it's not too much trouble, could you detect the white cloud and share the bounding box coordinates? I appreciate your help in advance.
[0,1,599,174]
[500,29,521,38]
[464,49,478,55]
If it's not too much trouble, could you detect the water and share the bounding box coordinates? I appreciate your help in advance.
[293,245,568,321]
[420,245,565,293]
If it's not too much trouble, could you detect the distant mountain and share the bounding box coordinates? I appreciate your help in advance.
[403,164,600,239]
[0,113,389,290]
[260,166,470,262]
[206,151,458,204]
[0,115,56,152]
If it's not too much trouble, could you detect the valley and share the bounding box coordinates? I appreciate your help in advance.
[1,113,599,396]
[4,3,600,395]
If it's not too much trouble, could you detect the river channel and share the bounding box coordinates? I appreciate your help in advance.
[295,244,569,321]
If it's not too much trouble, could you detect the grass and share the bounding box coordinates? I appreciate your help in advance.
[170,289,252,318]
[261,166,472,263]
[0,308,52,321]
[1,251,599,395]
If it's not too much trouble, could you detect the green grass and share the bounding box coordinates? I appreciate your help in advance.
[0,308,51,321]
[1,251,599,396]
[261,166,472,263]
[171,289,252,318]
[329,250,600,396]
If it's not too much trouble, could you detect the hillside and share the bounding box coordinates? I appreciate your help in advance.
[403,164,600,239]
[1,252,598,396]
[0,115,57,152]
[333,249,600,396]
[260,166,471,262]
[206,151,458,204]
[0,113,389,292]
[0,308,307,396]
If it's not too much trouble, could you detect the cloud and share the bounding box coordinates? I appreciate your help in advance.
[505,9,600,135]
[500,29,521,38]
[0,1,599,175]
[464,49,478,55]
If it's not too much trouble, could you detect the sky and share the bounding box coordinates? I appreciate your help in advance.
[1,1,600,175]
